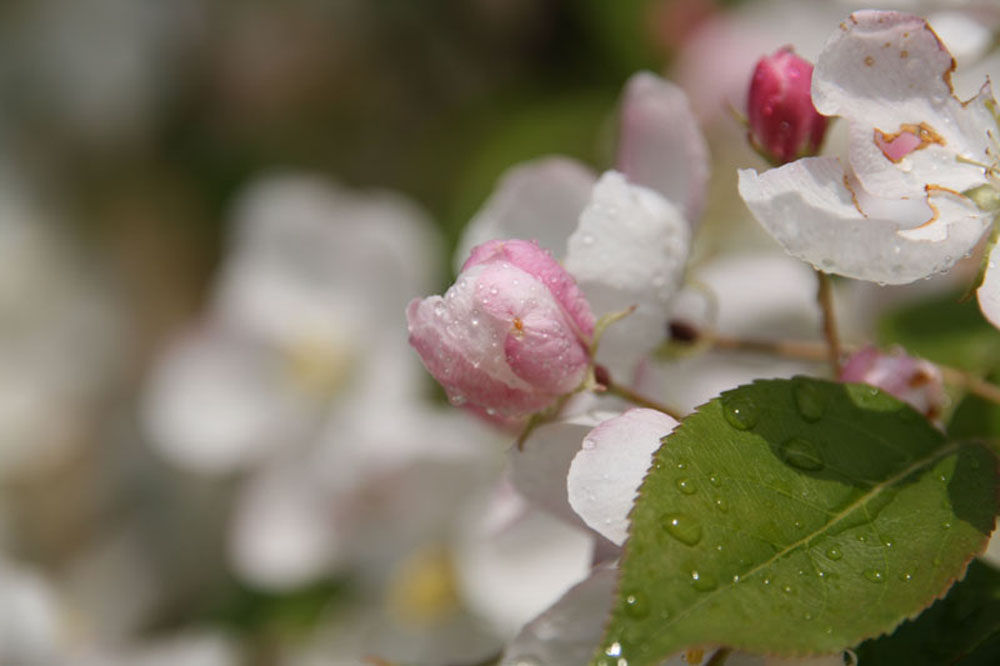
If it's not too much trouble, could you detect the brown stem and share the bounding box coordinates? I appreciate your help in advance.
[601,376,685,421]
[815,270,842,375]
[937,366,1000,405]
[708,334,1000,408]
[709,334,830,363]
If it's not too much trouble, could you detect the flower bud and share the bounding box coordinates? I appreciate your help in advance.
[839,346,945,420]
[407,239,595,419]
[747,47,828,165]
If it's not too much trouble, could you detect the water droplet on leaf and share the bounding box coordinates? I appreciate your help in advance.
[778,437,825,471]
[721,394,760,430]
[676,478,697,495]
[792,379,826,422]
[660,513,703,546]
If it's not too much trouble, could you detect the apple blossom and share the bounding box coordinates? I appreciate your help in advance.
[737,10,1000,326]
[452,72,703,380]
[747,47,828,164]
[839,345,946,420]
[407,239,595,419]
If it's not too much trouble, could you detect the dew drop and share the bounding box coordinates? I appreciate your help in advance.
[721,394,760,430]
[676,478,697,495]
[624,590,650,619]
[778,437,825,471]
[792,379,826,422]
[708,474,721,487]
[582,439,596,450]
[713,497,728,513]
[782,584,794,594]
[883,537,894,548]
[943,521,953,529]
[826,547,843,561]
[863,568,885,583]
[899,572,913,582]
[677,461,688,470]
[661,513,703,546]
[690,570,718,591]
[605,642,622,657]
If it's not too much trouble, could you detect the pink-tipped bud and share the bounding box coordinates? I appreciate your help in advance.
[747,47,828,165]
[406,239,595,420]
[839,346,946,421]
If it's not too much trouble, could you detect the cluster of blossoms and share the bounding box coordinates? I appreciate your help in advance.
[405,8,984,664]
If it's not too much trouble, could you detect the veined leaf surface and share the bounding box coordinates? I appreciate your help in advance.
[593,378,996,666]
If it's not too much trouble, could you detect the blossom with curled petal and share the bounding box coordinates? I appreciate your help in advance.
[738,10,1000,327]
[455,72,705,379]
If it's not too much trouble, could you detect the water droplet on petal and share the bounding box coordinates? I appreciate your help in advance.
[582,438,596,450]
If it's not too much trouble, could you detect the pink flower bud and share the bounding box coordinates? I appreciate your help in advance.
[747,47,828,165]
[839,346,945,420]
[407,239,595,419]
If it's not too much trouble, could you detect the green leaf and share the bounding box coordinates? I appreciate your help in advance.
[948,382,1000,443]
[856,559,1000,665]
[877,292,1000,371]
[593,378,997,666]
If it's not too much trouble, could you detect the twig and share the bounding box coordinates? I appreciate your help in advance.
[815,270,842,375]
[599,370,685,420]
[707,333,1000,408]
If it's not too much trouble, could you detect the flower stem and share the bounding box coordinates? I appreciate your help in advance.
[708,333,1000,407]
[815,269,842,375]
[600,373,685,421]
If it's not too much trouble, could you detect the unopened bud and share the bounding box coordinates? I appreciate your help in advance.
[747,47,828,165]
[407,239,595,420]
[839,346,946,421]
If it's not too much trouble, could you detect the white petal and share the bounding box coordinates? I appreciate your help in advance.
[229,463,339,590]
[738,158,990,284]
[977,242,1000,329]
[814,11,992,197]
[455,486,594,638]
[928,11,994,67]
[567,408,678,545]
[509,411,618,530]
[500,566,617,666]
[0,560,60,664]
[453,158,596,270]
[142,328,311,473]
[617,72,710,223]
[227,172,442,332]
[566,171,690,373]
